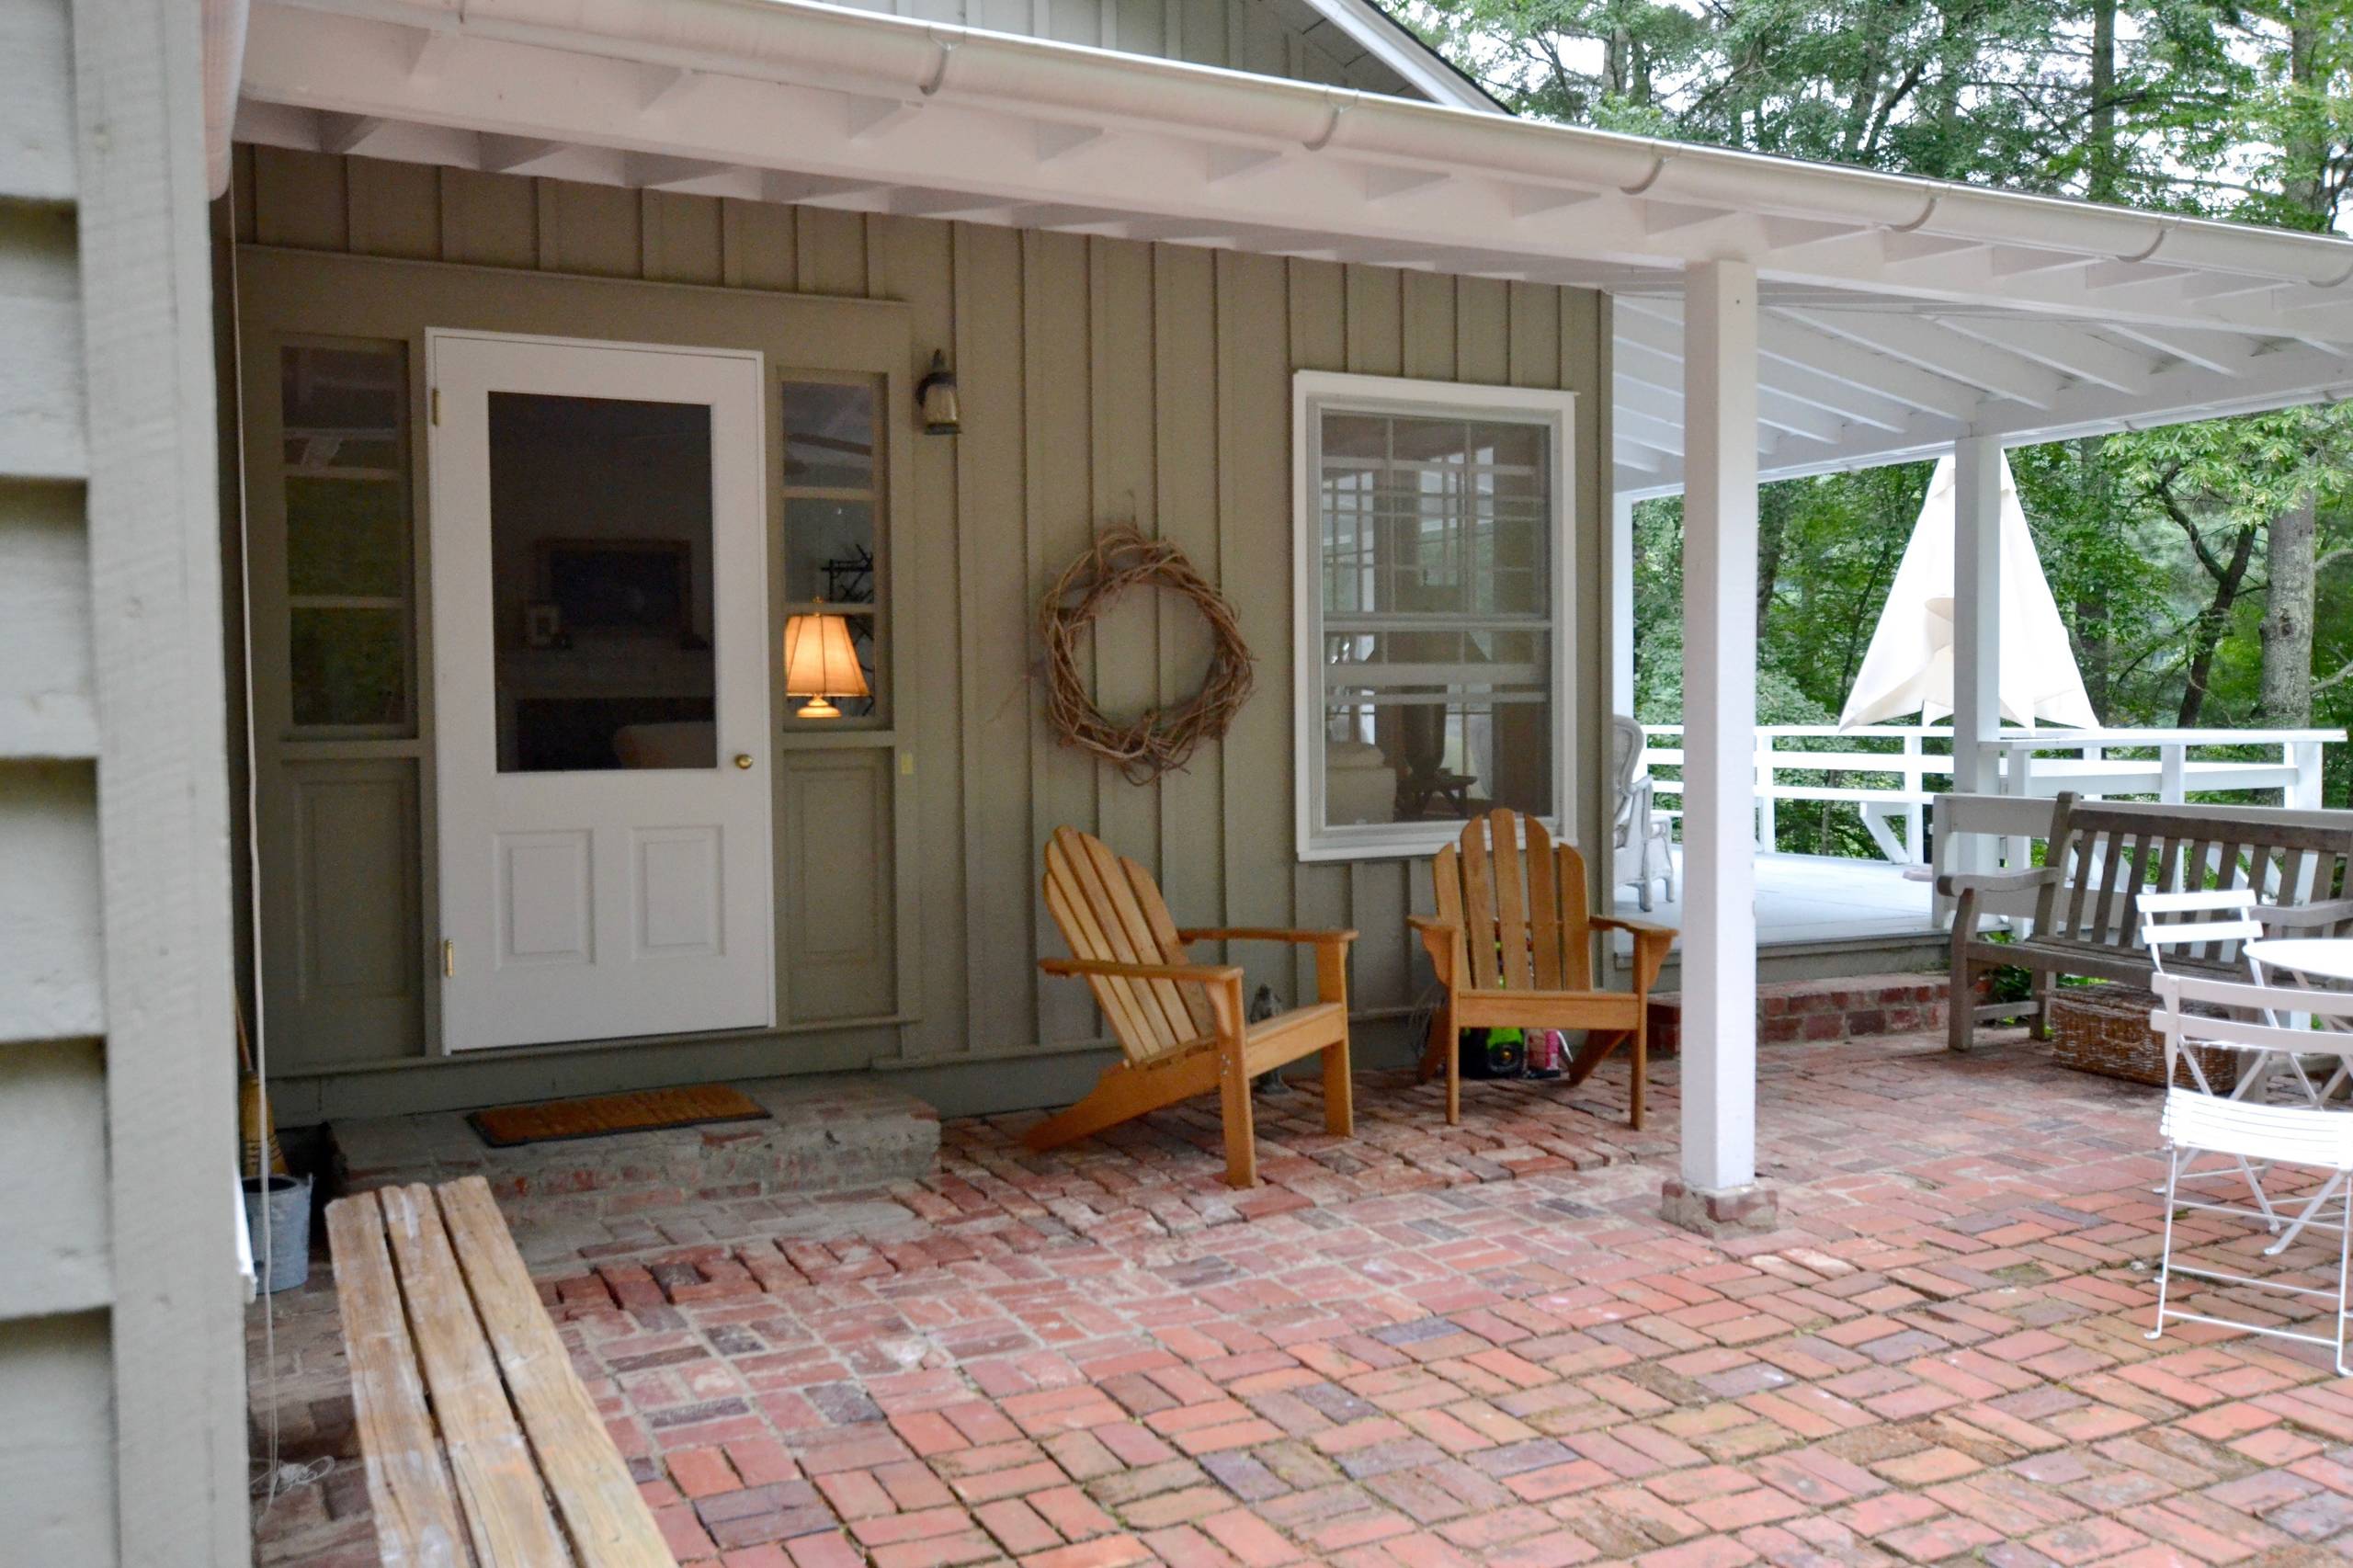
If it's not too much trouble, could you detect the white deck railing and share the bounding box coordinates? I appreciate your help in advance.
[1638,723,2340,866]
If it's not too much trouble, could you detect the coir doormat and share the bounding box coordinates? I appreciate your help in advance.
[468,1085,771,1147]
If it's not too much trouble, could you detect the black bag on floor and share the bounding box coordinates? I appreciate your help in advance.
[1458,1027,1526,1080]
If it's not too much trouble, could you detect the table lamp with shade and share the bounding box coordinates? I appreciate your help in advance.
[783,608,870,718]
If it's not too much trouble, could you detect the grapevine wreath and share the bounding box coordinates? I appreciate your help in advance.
[1038,525,1256,784]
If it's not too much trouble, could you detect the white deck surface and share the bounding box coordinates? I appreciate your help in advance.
[1613,851,1938,946]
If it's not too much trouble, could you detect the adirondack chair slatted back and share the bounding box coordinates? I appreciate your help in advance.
[2031,793,2353,969]
[1432,809,1593,993]
[1043,827,1217,1063]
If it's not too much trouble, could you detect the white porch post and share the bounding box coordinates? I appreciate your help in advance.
[1950,437,2003,800]
[1663,260,1776,1235]
[1611,492,1637,718]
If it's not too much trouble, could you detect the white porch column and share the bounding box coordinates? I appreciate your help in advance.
[1950,437,2003,799]
[1664,260,1776,1236]
[1611,492,1636,717]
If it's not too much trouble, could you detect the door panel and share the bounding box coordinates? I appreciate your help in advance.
[430,332,772,1051]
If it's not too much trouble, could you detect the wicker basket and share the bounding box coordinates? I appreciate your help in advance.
[2048,984,2239,1088]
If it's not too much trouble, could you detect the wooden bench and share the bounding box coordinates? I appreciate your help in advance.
[324,1175,676,1566]
[1941,790,2353,1052]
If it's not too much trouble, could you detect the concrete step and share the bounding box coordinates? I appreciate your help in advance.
[329,1076,940,1224]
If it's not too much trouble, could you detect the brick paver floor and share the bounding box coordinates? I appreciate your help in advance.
[250,1030,2353,1566]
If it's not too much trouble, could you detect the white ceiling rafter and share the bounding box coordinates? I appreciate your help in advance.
[317,112,391,156]
[475,133,565,176]
[1033,122,1107,165]
[1930,316,2155,394]
[1779,309,2065,409]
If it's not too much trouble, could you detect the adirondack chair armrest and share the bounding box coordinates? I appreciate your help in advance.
[1591,915,1675,940]
[1935,867,2057,899]
[1176,927,1359,946]
[1592,916,1677,994]
[2256,898,2353,933]
[1407,915,1463,988]
[1040,957,1245,985]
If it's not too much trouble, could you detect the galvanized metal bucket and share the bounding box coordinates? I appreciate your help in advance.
[242,1173,311,1293]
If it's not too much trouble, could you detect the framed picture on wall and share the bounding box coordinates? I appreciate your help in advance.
[538,539,692,636]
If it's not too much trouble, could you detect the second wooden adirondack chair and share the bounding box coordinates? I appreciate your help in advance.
[1412,808,1676,1129]
[1029,827,1357,1187]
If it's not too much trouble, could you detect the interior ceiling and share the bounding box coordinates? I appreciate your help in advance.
[235,0,2353,500]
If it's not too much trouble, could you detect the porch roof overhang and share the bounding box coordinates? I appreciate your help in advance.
[238,0,2353,497]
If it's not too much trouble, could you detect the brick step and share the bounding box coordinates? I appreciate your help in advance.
[1645,971,1952,1056]
[329,1076,941,1227]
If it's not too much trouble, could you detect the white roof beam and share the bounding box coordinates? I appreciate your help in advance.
[1933,316,2155,394]
[1361,165,1450,202]
[758,170,892,205]
[1614,299,1921,430]
[1615,405,1686,457]
[639,65,706,115]
[1781,309,2063,409]
[1756,315,1985,421]
[2103,324,2268,377]
[318,112,392,156]
[477,133,567,175]
[1033,121,1108,165]
[623,153,755,194]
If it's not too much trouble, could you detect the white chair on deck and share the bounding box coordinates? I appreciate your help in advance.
[2142,892,2307,1100]
[2149,1086,2353,1376]
[2151,971,2353,1257]
[1611,715,1677,913]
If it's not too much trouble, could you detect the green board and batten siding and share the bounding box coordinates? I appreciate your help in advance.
[2,0,246,1562]
[233,145,1611,1121]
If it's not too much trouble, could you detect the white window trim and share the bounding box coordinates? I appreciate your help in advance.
[1291,370,1578,863]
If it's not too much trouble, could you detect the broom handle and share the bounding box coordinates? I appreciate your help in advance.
[235,992,255,1075]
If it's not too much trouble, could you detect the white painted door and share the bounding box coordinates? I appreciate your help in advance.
[428,332,772,1051]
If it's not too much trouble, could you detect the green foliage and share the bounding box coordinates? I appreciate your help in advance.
[1409,0,2353,812]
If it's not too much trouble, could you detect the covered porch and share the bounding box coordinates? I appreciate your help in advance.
[231,0,2353,1220]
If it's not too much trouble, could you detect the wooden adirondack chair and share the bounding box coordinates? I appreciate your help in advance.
[1029,826,1357,1187]
[1411,809,1676,1129]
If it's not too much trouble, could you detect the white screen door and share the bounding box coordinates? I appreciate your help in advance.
[428,332,772,1051]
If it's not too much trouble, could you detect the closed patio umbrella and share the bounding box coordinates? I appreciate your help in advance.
[1837,452,2097,731]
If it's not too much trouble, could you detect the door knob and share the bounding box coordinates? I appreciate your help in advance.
[734,753,754,769]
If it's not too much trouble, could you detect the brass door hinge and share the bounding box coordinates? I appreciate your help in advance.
[442,938,455,978]
[430,386,441,426]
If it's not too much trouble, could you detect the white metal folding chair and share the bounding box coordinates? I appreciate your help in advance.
[2149,1087,2353,1375]
[2141,892,2287,1221]
[2153,971,2353,1254]
[2140,892,2290,1099]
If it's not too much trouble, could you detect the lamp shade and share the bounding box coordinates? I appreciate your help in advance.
[783,611,870,718]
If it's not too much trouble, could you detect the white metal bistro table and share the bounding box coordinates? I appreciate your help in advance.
[2235,937,2353,1255]
[2246,937,2353,989]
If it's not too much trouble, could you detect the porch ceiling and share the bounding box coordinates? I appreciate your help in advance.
[239,0,2353,496]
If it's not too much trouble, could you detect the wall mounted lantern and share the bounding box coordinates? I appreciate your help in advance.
[915,350,961,435]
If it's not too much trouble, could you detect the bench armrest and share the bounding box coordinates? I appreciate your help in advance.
[1936,867,2058,898]
[2256,898,2353,932]
[1592,915,1677,941]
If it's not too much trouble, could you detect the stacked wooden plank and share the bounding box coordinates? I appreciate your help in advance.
[324,1176,675,1566]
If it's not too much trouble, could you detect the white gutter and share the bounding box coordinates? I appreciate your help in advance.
[281,0,2353,290]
